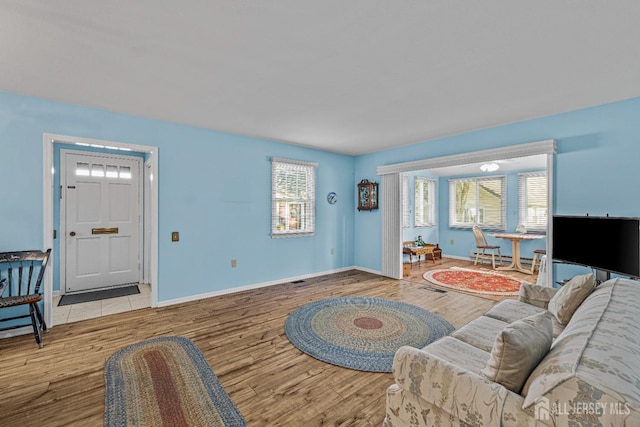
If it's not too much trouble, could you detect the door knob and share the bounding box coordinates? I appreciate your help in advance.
[69,231,76,236]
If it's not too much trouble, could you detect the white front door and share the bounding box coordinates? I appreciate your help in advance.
[63,151,142,293]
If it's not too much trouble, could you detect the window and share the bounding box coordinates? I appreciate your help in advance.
[75,162,132,180]
[449,176,505,229]
[414,177,435,227]
[402,175,410,228]
[271,157,317,237]
[519,171,547,231]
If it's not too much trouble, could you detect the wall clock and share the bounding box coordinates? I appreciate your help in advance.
[327,192,338,204]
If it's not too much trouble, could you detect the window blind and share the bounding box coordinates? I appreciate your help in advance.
[449,175,506,230]
[518,171,547,231]
[271,157,317,238]
[402,175,410,228]
[414,177,435,227]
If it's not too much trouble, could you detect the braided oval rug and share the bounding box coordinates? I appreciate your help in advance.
[105,336,246,427]
[285,296,454,372]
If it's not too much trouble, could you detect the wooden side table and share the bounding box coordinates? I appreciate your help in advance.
[427,243,442,260]
[404,243,441,264]
[403,263,411,277]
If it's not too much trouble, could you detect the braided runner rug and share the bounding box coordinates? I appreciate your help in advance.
[423,267,525,296]
[285,296,454,372]
[105,336,246,427]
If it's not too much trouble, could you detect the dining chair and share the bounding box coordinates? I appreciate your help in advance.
[472,226,503,269]
[531,249,547,273]
[0,249,52,348]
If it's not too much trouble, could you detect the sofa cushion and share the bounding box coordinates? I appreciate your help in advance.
[522,279,640,409]
[547,273,595,324]
[480,311,553,393]
[451,315,508,352]
[421,336,490,374]
[484,299,545,323]
[518,282,558,308]
[485,299,565,337]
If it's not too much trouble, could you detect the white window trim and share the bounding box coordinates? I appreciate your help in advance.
[518,171,548,232]
[414,177,435,227]
[449,175,506,230]
[271,157,317,238]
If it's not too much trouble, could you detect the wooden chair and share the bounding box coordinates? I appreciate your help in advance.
[531,249,547,273]
[472,226,502,269]
[0,249,51,348]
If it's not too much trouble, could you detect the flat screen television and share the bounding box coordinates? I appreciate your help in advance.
[552,215,640,278]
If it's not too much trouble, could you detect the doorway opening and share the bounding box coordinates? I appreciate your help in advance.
[60,149,143,294]
[43,134,158,327]
[377,139,555,287]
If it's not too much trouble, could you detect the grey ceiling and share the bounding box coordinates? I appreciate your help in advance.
[2,1,639,155]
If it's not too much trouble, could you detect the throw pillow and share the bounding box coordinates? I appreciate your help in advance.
[547,273,595,325]
[480,311,553,393]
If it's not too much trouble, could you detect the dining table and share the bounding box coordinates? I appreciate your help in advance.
[489,232,545,274]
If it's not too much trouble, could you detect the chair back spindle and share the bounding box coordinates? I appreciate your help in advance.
[472,225,489,247]
[0,249,52,348]
[0,251,50,298]
[471,226,502,269]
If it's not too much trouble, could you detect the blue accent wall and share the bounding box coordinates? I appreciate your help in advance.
[355,96,640,283]
[0,91,355,303]
[3,89,640,299]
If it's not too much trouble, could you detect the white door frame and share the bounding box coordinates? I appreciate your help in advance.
[59,149,144,294]
[143,159,152,284]
[43,133,159,327]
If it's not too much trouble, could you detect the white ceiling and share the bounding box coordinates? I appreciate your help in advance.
[2,1,639,156]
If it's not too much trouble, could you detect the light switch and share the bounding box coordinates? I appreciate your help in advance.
[171,232,179,242]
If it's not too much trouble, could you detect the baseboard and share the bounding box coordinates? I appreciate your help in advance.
[468,251,535,267]
[442,254,468,261]
[0,325,33,339]
[156,266,358,307]
[353,266,382,275]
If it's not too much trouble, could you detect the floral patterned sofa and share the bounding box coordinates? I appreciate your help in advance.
[383,276,640,426]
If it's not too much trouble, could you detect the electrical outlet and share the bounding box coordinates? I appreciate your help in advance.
[171,232,179,242]
[231,259,237,268]
[450,239,454,245]
[330,248,334,255]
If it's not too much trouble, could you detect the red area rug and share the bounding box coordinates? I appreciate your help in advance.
[423,267,525,295]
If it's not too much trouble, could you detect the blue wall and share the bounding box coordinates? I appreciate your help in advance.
[355,97,640,282]
[0,91,355,303]
[3,89,640,298]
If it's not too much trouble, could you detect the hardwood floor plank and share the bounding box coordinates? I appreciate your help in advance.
[0,259,533,426]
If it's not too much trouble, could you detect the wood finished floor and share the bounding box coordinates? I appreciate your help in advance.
[0,258,536,427]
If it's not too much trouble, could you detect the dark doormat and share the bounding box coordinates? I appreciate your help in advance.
[58,285,140,306]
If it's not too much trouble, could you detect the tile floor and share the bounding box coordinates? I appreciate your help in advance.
[52,284,151,325]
